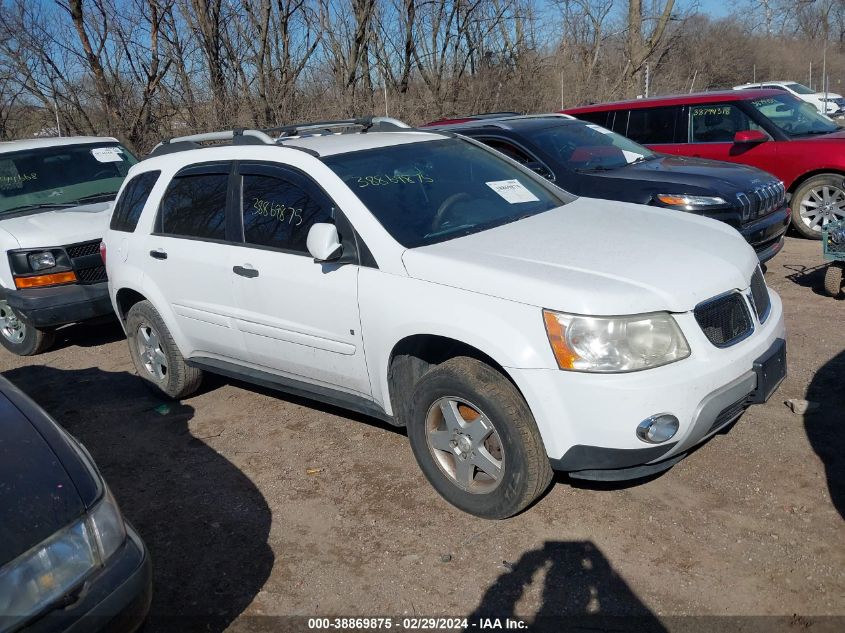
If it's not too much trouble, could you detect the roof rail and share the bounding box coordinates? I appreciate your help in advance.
[426,112,576,131]
[148,117,412,158]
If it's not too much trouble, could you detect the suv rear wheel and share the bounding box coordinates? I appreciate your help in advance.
[406,356,552,518]
[0,300,55,356]
[126,300,202,399]
[792,174,845,239]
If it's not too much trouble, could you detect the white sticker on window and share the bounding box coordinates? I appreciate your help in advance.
[622,150,645,164]
[486,179,539,204]
[586,124,613,135]
[91,147,123,163]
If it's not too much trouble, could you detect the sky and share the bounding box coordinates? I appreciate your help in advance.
[695,0,740,18]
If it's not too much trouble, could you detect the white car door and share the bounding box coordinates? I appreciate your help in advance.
[143,162,245,360]
[229,162,372,397]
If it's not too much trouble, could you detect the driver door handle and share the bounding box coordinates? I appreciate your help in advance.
[233,265,259,278]
[149,249,167,260]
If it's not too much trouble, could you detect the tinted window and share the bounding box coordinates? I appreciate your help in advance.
[110,171,160,232]
[159,173,228,239]
[611,110,628,134]
[482,139,534,164]
[323,138,567,248]
[626,107,682,144]
[574,111,611,128]
[690,104,759,143]
[241,174,332,252]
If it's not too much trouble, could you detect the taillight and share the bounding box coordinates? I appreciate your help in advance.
[99,241,107,265]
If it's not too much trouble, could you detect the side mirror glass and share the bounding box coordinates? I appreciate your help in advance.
[306,223,342,262]
[733,130,768,144]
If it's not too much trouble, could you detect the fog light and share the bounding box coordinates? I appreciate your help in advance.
[636,414,679,444]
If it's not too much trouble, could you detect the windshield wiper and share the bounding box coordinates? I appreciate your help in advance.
[1,202,77,214]
[71,192,117,205]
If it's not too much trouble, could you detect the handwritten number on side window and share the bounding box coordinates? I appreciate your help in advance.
[252,198,303,226]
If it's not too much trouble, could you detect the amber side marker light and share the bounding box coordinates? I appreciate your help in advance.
[542,310,579,370]
[15,271,77,289]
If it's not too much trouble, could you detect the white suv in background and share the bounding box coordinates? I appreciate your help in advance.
[0,137,136,355]
[103,120,786,518]
[734,80,845,116]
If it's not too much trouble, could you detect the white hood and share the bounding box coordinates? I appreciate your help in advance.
[0,202,112,248]
[401,198,759,315]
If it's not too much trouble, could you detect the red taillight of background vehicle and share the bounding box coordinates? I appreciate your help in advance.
[99,241,107,265]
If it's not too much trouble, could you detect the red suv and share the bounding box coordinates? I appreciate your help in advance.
[564,89,845,238]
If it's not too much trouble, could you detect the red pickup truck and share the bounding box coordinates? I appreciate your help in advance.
[564,89,845,238]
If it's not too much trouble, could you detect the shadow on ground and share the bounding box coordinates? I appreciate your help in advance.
[782,262,841,298]
[805,350,845,520]
[50,318,126,352]
[467,541,666,632]
[3,365,273,633]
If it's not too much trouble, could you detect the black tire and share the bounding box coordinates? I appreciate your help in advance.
[791,174,845,239]
[0,300,55,356]
[824,262,844,297]
[406,356,552,519]
[125,300,202,399]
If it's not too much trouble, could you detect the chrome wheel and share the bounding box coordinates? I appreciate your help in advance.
[799,185,845,232]
[136,323,167,381]
[425,397,504,493]
[0,300,26,344]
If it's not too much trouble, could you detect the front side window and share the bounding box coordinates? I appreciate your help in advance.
[0,142,137,215]
[690,104,761,142]
[241,173,332,252]
[524,121,656,171]
[110,171,160,232]
[158,173,228,240]
[323,138,567,248]
[626,107,683,144]
[748,94,838,137]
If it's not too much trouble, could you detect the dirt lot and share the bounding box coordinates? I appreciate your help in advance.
[1,236,843,632]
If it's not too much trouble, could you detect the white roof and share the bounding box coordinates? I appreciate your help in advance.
[280,130,444,156]
[734,81,799,89]
[0,136,121,154]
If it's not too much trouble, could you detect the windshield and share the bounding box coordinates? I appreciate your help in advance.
[785,82,815,95]
[323,137,567,248]
[525,122,656,171]
[0,142,137,215]
[748,94,839,137]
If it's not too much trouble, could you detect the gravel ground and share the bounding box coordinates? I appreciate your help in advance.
[1,235,843,632]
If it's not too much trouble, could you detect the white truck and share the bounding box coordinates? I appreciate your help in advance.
[0,137,136,355]
[104,120,787,518]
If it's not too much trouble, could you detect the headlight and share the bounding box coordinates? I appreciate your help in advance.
[655,194,728,208]
[542,310,691,372]
[27,251,56,271]
[0,489,126,626]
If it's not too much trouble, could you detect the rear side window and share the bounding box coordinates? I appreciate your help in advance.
[574,111,611,128]
[158,173,228,240]
[110,171,160,232]
[626,107,684,144]
[241,173,332,253]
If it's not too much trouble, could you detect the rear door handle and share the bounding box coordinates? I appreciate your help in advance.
[233,265,259,278]
[149,249,167,260]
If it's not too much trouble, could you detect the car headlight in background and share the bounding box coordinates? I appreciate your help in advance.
[27,251,56,271]
[543,310,691,372]
[655,194,728,209]
[0,488,126,627]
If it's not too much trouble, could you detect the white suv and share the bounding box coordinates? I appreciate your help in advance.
[104,119,786,518]
[734,81,845,116]
[0,136,136,355]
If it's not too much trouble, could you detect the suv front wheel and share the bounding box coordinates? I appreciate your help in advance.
[0,300,55,356]
[126,300,202,399]
[407,357,552,519]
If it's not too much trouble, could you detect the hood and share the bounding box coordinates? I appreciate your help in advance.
[0,388,85,566]
[401,198,758,315]
[812,92,843,100]
[0,202,112,248]
[582,154,775,196]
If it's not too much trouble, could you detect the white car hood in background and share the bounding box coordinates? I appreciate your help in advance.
[401,198,759,315]
[0,202,112,248]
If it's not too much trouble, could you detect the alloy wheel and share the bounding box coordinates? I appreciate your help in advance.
[0,300,26,344]
[799,185,845,232]
[136,323,168,380]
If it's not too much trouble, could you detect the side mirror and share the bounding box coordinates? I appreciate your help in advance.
[734,130,768,144]
[306,223,342,262]
[525,161,555,181]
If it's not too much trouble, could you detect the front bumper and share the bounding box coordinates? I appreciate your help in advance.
[23,522,152,633]
[740,206,790,263]
[3,282,114,328]
[508,290,786,480]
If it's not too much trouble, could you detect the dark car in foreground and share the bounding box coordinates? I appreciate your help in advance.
[0,376,150,632]
[424,114,790,262]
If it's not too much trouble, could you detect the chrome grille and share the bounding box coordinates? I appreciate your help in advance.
[749,267,771,323]
[694,293,753,347]
[736,181,785,223]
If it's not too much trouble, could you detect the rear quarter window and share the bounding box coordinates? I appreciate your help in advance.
[110,171,160,232]
[626,106,686,144]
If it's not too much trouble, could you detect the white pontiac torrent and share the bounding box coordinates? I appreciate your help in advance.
[103,121,786,518]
